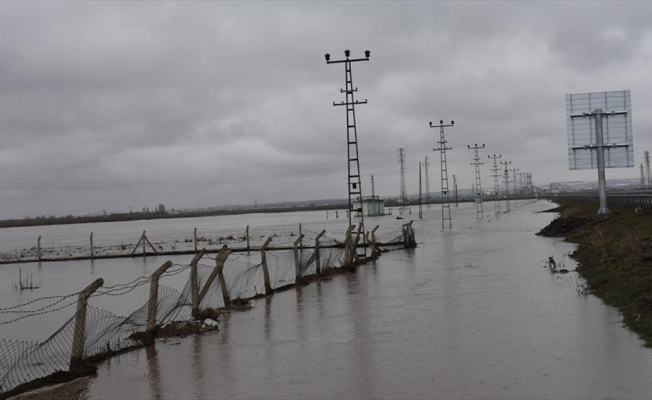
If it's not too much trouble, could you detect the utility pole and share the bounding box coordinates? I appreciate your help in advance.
[641,164,646,189]
[371,175,375,199]
[488,154,502,215]
[398,148,407,215]
[511,168,520,208]
[431,120,454,229]
[325,49,370,247]
[501,161,512,212]
[419,161,423,219]
[645,151,651,190]
[453,175,458,207]
[468,143,485,218]
[424,156,431,203]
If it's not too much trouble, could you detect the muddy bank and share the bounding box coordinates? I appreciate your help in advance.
[538,197,652,347]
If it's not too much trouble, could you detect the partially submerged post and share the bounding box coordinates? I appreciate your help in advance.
[194,227,198,253]
[190,248,208,320]
[369,225,379,259]
[198,245,232,307]
[37,236,42,262]
[246,225,250,253]
[315,230,326,275]
[70,278,104,371]
[145,261,173,345]
[342,225,356,268]
[260,237,273,295]
[90,232,94,260]
[293,234,305,284]
[131,231,158,258]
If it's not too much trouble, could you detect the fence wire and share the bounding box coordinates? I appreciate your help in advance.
[0,224,410,395]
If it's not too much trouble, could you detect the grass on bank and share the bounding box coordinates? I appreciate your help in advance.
[539,197,652,347]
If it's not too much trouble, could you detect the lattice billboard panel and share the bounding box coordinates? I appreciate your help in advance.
[566,90,633,170]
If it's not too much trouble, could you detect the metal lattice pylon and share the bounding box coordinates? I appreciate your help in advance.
[501,161,512,212]
[326,49,371,256]
[430,120,454,229]
[488,154,502,215]
[468,143,485,218]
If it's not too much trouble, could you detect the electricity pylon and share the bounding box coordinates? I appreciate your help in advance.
[398,148,407,215]
[431,120,454,229]
[468,143,485,218]
[488,154,502,215]
[501,161,512,212]
[325,49,371,254]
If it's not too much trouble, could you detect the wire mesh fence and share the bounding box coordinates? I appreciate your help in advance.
[0,223,415,397]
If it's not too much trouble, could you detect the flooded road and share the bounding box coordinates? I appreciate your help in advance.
[81,201,652,399]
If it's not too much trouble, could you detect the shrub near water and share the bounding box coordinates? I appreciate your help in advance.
[539,198,652,347]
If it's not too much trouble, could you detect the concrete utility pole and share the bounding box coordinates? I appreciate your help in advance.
[468,143,485,218]
[501,161,512,212]
[570,109,629,215]
[325,49,370,247]
[453,175,458,207]
[419,161,423,219]
[398,148,407,215]
[488,154,502,215]
[431,120,454,228]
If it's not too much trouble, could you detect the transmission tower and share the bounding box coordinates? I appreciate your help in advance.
[424,156,431,202]
[371,175,375,199]
[645,151,651,190]
[511,168,520,208]
[398,148,407,215]
[468,143,485,218]
[431,120,454,228]
[641,164,646,188]
[501,161,512,212]
[325,49,370,248]
[452,175,458,207]
[488,154,502,215]
[419,161,423,219]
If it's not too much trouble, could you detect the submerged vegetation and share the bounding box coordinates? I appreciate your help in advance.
[538,197,652,347]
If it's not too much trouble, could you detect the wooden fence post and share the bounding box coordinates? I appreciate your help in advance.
[370,225,379,259]
[260,237,273,295]
[142,230,147,257]
[90,232,94,260]
[70,278,104,371]
[293,234,305,284]
[343,225,355,268]
[353,223,363,261]
[299,223,303,250]
[190,248,208,320]
[145,261,173,345]
[37,236,42,262]
[194,227,198,253]
[246,225,250,253]
[198,245,232,307]
[315,230,326,275]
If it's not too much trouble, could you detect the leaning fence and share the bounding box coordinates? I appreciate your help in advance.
[0,222,416,398]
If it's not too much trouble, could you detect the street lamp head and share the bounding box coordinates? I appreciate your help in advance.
[344,49,351,57]
[365,50,370,58]
[324,53,331,62]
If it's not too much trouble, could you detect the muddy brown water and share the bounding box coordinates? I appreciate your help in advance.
[78,201,652,399]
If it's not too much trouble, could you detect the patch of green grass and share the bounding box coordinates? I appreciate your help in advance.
[544,198,652,347]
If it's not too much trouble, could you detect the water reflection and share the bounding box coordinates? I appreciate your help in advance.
[145,345,162,400]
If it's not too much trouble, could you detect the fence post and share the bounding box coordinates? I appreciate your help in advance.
[246,225,250,253]
[142,230,147,257]
[293,234,305,284]
[37,236,42,262]
[370,225,379,259]
[70,278,104,371]
[190,248,208,320]
[315,230,326,275]
[353,223,363,260]
[194,227,198,254]
[299,223,303,250]
[145,261,173,345]
[198,245,232,307]
[343,225,355,268]
[90,232,94,260]
[260,237,273,295]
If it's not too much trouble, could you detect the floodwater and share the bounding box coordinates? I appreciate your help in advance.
[72,200,652,399]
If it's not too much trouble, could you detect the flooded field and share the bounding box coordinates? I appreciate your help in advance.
[3,200,652,398]
[78,200,652,399]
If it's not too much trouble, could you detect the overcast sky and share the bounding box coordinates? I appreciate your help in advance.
[1,1,651,219]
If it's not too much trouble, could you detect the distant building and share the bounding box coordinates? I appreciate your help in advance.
[158,204,166,214]
[357,198,386,217]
